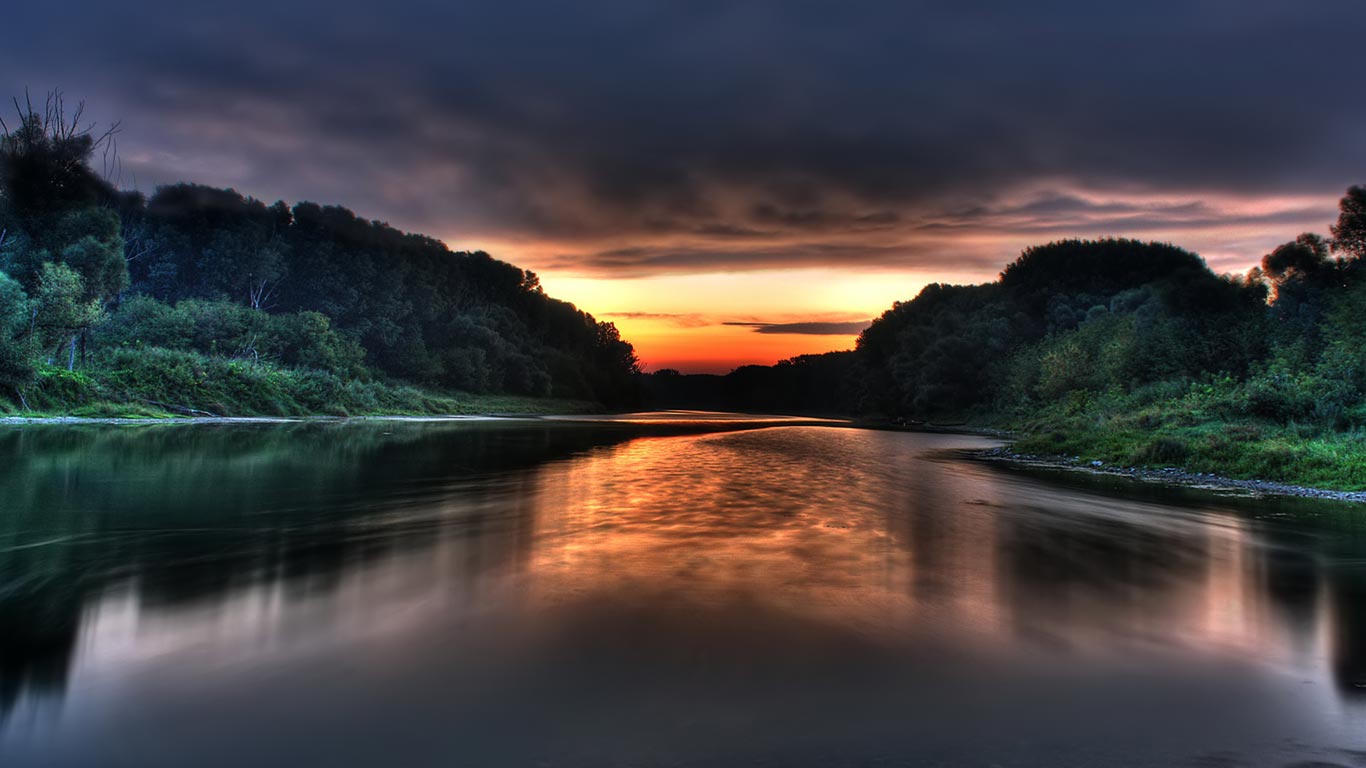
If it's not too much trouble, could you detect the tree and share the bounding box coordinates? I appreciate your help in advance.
[0,270,36,398]
[1260,233,1335,297]
[33,262,103,370]
[135,184,286,305]
[1332,186,1366,261]
[52,207,128,302]
[0,91,117,234]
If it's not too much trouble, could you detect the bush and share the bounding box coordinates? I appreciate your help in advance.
[1128,435,1190,466]
[26,366,101,410]
[97,297,365,376]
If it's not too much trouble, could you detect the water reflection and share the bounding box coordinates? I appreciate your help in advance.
[2,421,1366,765]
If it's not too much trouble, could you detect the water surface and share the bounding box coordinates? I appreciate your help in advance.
[2,416,1366,766]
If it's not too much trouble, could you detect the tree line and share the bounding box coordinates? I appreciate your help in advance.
[645,186,1366,435]
[0,94,639,413]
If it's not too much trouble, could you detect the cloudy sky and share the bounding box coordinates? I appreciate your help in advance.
[4,1,1362,371]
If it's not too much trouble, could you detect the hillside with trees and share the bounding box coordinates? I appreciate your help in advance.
[0,95,639,416]
[643,187,1366,489]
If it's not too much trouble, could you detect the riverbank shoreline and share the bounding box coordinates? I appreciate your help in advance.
[974,445,1366,503]
[0,410,849,427]
[0,390,602,423]
[12,409,1363,503]
[0,413,574,426]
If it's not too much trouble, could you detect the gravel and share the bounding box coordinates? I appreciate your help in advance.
[976,446,1366,503]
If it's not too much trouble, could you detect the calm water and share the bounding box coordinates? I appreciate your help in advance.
[3,415,1366,767]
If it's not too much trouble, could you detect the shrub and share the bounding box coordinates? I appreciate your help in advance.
[1128,435,1190,466]
[97,297,366,376]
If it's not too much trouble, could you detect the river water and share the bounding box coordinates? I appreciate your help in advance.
[2,415,1365,766]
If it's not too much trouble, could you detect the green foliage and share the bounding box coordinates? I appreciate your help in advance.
[1007,382,1366,491]
[1317,280,1366,390]
[26,366,100,408]
[857,239,1267,420]
[11,349,591,418]
[0,271,36,390]
[5,206,129,303]
[124,188,639,404]
[136,184,289,303]
[1026,312,1153,401]
[1332,186,1366,260]
[999,238,1209,313]
[0,94,116,231]
[640,351,863,414]
[838,218,1366,488]
[0,97,640,412]
[32,261,104,366]
[96,296,365,376]
[51,207,128,300]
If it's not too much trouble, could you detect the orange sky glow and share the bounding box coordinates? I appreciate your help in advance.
[459,189,1341,374]
[27,1,1361,377]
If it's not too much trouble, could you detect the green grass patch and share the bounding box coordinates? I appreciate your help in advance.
[1005,380,1366,491]
[3,348,598,420]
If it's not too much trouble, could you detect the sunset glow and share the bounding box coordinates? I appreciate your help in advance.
[8,2,1366,766]
[538,269,916,372]
[471,189,1342,371]
[6,4,1361,372]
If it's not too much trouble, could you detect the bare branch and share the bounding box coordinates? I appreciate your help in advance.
[122,218,158,263]
[248,276,279,311]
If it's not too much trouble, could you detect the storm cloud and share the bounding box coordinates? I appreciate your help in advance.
[725,321,873,336]
[3,1,1362,276]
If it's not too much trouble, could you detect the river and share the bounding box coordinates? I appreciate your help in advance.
[1,414,1365,766]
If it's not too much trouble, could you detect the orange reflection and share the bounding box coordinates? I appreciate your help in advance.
[521,428,1288,659]
[54,427,1329,702]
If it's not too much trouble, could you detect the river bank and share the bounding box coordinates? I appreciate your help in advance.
[0,413,581,426]
[5,419,1365,766]
[0,358,604,421]
[975,445,1366,503]
[13,403,1365,504]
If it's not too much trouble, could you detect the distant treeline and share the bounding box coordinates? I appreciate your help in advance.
[642,351,859,415]
[0,94,639,414]
[646,186,1366,431]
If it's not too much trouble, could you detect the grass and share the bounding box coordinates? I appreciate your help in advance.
[1001,380,1366,491]
[4,349,598,420]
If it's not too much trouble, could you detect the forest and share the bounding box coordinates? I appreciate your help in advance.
[9,91,1366,488]
[0,95,639,416]
[643,187,1366,489]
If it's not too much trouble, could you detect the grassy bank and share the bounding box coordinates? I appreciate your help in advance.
[1,349,597,419]
[1000,378,1366,492]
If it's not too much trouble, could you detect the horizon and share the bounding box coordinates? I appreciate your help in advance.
[4,2,1363,372]
[10,5,1366,767]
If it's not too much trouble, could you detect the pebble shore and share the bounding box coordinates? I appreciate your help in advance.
[977,446,1366,503]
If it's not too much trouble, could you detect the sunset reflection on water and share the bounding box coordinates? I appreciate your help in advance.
[526,427,1300,661]
[1,420,1364,766]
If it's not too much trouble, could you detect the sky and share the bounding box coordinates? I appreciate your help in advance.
[3,1,1364,372]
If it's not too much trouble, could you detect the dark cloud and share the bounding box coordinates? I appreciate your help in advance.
[540,241,1005,277]
[599,312,713,328]
[724,321,872,336]
[599,312,870,335]
[915,195,1337,236]
[2,1,1362,275]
